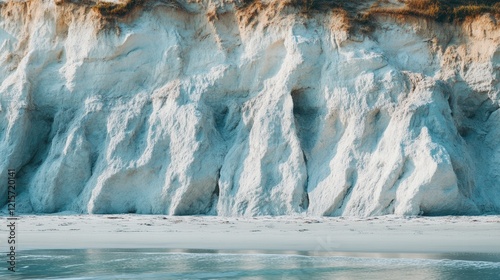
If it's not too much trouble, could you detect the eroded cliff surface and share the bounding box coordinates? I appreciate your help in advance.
[1,0,499,216]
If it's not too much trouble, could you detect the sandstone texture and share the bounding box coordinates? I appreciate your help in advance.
[1,0,499,216]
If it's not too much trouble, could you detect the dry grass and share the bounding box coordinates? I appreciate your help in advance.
[93,0,144,17]
[55,0,500,21]
[366,0,500,22]
[54,0,500,25]
[281,0,345,13]
[281,0,369,15]
[236,0,267,26]
[234,0,368,29]
[236,0,363,15]
[234,0,499,31]
[407,0,440,16]
[452,3,500,20]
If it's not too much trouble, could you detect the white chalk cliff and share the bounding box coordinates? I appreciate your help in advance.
[1,0,499,216]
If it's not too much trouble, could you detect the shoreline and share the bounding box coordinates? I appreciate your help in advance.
[2,215,499,255]
[13,248,500,263]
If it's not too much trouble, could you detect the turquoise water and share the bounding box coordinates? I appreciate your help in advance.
[2,249,500,279]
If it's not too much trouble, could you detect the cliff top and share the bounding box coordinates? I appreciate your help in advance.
[38,0,500,21]
[2,0,500,22]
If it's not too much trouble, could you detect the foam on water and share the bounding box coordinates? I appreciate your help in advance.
[2,249,500,279]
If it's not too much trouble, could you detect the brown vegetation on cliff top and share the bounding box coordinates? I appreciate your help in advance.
[3,0,499,24]
[92,0,144,16]
[367,0,500,21]
[234,0,500,20]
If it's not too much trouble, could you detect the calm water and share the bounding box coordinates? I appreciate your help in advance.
[2,249,500,279]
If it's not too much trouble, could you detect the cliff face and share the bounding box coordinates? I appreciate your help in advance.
[1,0,499,216]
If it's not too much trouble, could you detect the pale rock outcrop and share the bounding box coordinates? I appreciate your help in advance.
[0,0,499,216]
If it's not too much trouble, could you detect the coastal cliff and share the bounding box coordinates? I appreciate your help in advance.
[1,0,499,216]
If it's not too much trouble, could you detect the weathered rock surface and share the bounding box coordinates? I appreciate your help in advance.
[0,0,499,216]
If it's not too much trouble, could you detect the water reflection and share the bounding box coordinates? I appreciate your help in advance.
[3,249,500,279]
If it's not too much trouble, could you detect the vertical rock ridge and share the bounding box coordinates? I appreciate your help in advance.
[1,0,500,216]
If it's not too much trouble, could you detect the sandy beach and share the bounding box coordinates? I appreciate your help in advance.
[2,215,499,254]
